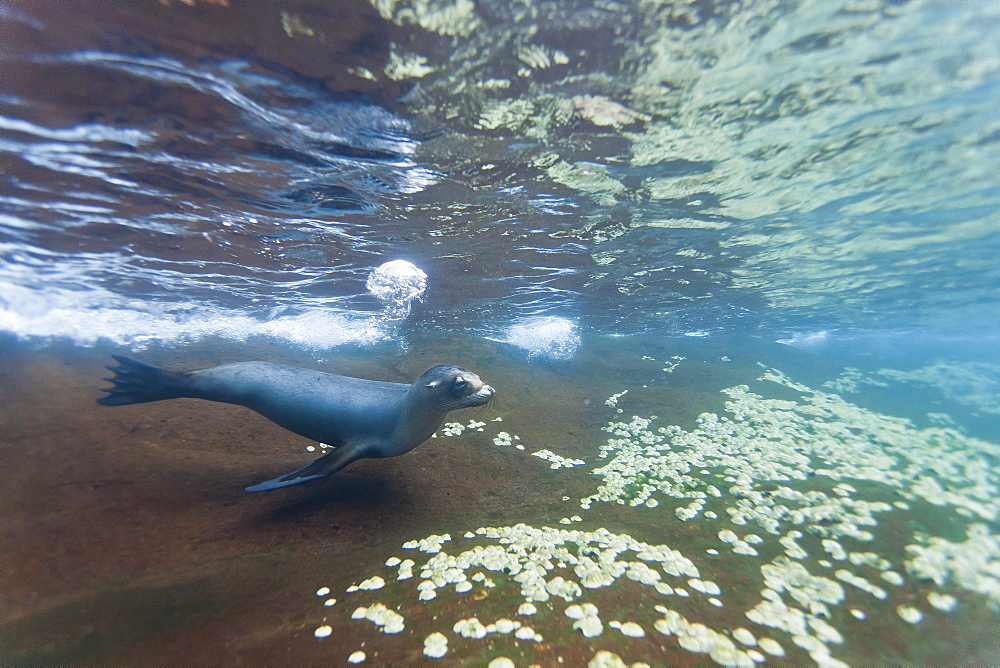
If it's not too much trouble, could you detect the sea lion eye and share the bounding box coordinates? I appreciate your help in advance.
[453,377,468,391]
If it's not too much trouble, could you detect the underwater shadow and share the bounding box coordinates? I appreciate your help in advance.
[250,472,400,525]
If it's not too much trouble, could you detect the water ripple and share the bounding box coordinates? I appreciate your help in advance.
[1,0,997,347]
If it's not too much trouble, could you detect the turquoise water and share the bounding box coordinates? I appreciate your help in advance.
[1,0,998,664]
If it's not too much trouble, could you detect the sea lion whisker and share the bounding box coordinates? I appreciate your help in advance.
[436,399,476,412]
[436,392,494,412]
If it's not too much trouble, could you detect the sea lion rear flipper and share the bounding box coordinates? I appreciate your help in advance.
[244,444,364,492]
[97,355,187,406]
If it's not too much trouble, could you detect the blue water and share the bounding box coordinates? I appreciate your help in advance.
[1,0,999,664]
[2,0,997,349]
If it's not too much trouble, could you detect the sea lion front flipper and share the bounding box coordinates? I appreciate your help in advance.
[244,444,365,492]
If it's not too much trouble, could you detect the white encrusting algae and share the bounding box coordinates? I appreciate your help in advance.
[896,605,924,624]
[423,631,448,658]
[313,362,997,664]
[532,449,586,469]
[351,603,405,634]
[565,602,603,637]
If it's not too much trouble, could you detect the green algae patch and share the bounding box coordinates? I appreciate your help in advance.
[476,99,537,132]
[547,161,625,207]
[370,0,480,37]
[385,47,437,80]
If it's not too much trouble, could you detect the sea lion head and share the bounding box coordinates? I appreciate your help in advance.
[416,365,495,410]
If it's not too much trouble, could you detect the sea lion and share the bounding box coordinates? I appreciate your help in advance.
[97,356,495,491]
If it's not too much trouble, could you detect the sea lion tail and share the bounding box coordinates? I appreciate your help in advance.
[244,446,361,492]
[97,355,188,406]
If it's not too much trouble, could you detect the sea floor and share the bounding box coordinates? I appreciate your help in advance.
[1,332,998,665]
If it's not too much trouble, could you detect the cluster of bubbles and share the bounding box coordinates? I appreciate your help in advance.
[493,316,582,360]
[366,260,428,321]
